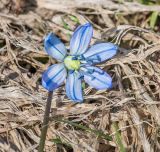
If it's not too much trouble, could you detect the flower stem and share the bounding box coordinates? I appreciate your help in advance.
[38,91,53,152]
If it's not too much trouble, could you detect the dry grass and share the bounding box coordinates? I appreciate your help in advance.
[0,0,160,151]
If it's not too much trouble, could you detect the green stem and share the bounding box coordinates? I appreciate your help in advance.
[38,91,53,152]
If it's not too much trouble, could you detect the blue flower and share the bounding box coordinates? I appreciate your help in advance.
[42,23,118,102]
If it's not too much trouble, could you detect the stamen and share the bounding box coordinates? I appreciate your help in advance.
[79,69,95,80]
[79,54,85,60]
[85,55,101,63]
[86,67,104,75]
[68,70,75,74]
[72,56,78,60]
[87,69,95,74]
[78,73,84,79]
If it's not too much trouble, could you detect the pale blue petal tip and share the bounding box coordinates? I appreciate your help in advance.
[70,22,93,55]
[44,32,66,61]
[44,32,52,41]
[42,64,67,91]
[42,76,58,91]
[65,71,83,102]
[83,42,118,64]
[81,65,113,90]
[84,22,92,27]
[71,98,83,103]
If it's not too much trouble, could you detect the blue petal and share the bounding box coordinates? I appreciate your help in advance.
[42,64,67,91]
[65,71,83,102]
[70,23,93,55]
[81,65,112,90]
[83,43,118,64]
[44,33,67,61]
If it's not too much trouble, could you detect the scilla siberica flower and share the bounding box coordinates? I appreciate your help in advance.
[42,23,118,102]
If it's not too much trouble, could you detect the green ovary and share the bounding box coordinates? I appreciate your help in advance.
[64,56,80,70]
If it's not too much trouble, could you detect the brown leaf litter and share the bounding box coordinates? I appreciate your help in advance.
[0,0,160,151]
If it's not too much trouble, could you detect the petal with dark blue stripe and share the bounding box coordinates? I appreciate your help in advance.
[81,65,112,90]
[70,23,93,55]
[42,64,67,91]
[83,43,118,64]
[65,71,83,102]
[44,33,67,61]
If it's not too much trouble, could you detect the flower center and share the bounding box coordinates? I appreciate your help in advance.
[64,56,80,70]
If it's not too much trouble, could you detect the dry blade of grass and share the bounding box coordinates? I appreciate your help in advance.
[52,118,112,141]
[0,0,160,152]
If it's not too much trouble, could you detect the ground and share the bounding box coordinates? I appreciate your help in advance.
[0,0,160,152]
